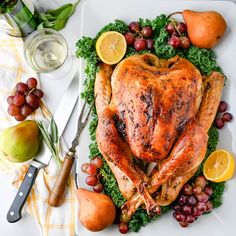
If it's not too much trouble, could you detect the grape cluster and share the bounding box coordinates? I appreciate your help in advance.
[165,21,190,49]
[173,176,213,228]
[214,100,233,129]
[81,157,104,193]
[124,22,154,51]
[7,78,44,121]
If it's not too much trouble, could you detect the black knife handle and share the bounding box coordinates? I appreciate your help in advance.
[7,165,39,223]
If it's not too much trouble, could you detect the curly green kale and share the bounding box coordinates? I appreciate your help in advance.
[154,27,184,59]
[186,46,222,75]
[139,14,167,34]
[129,206,171,232]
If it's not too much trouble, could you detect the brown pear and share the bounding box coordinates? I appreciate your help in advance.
[183,10,227,48]
[76,188,116,232]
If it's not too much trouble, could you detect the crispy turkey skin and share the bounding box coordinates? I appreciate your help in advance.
[95,53,224,218]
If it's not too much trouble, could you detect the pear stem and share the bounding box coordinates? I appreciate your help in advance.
[168,11,183,19]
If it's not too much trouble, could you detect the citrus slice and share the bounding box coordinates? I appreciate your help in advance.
[203,149,235,182]
[96,31,127,65]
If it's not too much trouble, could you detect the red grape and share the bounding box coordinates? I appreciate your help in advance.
[182,184,193,196]
[196,202,207,212]
[182,205,193,215]
[177,22,187,33]
[171,31,179,37]
[85,163,97,175]
[206,201,213,212]
[204,186,213,196]
[187,196,197,206]
[13,94,25,107]
[175,212,186,222]
[214,117,224,129]
[7,96,14,105]
[124,32,135,46]
[141,26,153,38]
[166,23,175,34]
[129,22,140,33]
[26,94,39,109]
[93,183,104,193]
[146,39,154,49]
[8,104,20,116]
[14,114,26,121]
[180,36,191,49]
[96,172,103,181]
[168,36,181,49]
[193,185,202,195]
[173,205,181,211]
[91,157,103,169]
[222,112,233,122]
[178,195,188,205]
[134,38,147,51]
[179,221,189,228]
[196,192,209,203]
[218,101,228,113]
[16,82,28,94]
[193,207,202,217]
[33,89,44,99]
[15,91,23,96]
[85,176,98,186]
[186,215,195,224]
[27,77,38,89]
[118,222,129,234]
[195,176,208,188]
[21,105,33,116]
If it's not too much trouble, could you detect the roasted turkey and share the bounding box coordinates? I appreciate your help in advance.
[95,54,224,219]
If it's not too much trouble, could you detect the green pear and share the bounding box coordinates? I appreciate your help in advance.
[0,120,41,163]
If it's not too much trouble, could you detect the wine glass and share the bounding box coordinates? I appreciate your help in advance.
[24,28,73,79]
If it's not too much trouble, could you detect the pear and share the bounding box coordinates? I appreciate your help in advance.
[0,120,41,163]
[76,188,116,232]
[182,10,227,49]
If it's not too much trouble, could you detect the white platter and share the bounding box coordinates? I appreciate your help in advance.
[75,0,236,235]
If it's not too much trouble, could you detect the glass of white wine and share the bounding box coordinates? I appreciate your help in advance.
[24,28,72,79]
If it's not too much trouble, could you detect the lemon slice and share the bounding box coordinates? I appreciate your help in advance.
[203,149,235,182]
[96,31,127,65]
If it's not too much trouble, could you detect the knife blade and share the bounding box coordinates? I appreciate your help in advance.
[7,69,80,223]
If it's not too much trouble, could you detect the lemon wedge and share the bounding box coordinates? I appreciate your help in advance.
[203,149,235,182]
[96,31,127,65]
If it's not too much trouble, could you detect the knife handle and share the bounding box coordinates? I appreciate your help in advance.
[7,165,39,223]
[49,152,75,207]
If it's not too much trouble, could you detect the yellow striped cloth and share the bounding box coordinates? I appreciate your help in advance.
[0,15,76,236]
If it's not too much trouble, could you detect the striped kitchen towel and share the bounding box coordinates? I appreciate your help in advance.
[0,14,76,236]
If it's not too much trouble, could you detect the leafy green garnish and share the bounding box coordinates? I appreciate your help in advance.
[154,27,185,59]
[209,181,225,208]
[186,46,222,75]
[128,205,171,232]
[139,14,167,34]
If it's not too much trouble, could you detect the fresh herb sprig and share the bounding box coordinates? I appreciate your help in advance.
[37,0,80,31]
[37,118,62,169]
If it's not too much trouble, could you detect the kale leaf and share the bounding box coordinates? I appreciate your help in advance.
[186,46,222,75]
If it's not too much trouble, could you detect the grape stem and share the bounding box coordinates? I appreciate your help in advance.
[167,11,183,19]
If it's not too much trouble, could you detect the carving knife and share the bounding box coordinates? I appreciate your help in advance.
[7,70,80,223]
